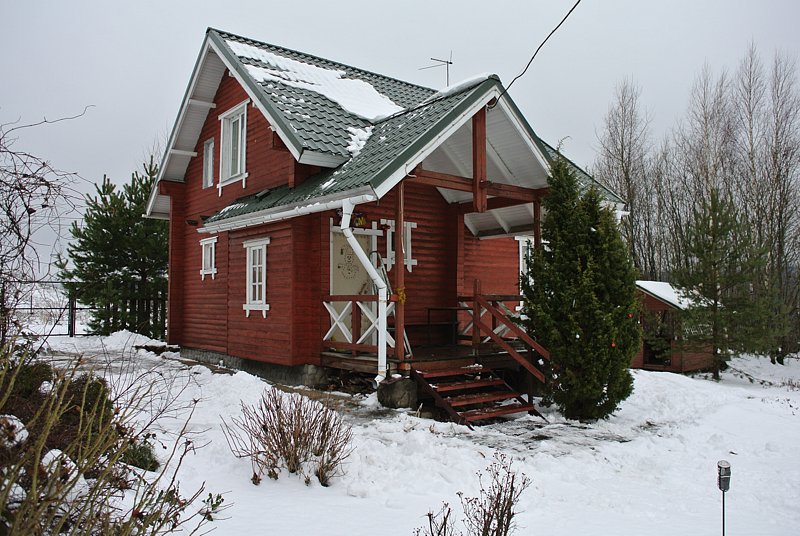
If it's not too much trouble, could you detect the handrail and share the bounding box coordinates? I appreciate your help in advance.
[475,296,550,359]
[324,294,399,302]
[467,279,549,384]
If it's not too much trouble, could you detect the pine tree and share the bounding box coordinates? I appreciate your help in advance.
[522,155,639,421]
[58,158,167,338]
[673,188,782,379]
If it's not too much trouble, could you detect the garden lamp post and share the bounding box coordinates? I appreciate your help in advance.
[717,460,731,536]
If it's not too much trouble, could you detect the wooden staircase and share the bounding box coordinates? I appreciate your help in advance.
[411,365,539,428]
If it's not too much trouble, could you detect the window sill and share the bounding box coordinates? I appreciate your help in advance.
[200,269,217,280]
[243,303,269,318]
[218,172,249,191]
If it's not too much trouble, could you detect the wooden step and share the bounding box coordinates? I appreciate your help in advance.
[460,402,535,422]
[410,364,542,429]
[445,390,519,408]
[432,378,505,393]
[418,366,490,379]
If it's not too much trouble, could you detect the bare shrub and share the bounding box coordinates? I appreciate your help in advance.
[458,454,531,536]
[414,503,460,536]
[221,387,353,486]
[416,454,530,536]
[0,337,226,535]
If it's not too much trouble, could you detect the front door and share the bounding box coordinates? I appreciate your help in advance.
[329,230,373,342]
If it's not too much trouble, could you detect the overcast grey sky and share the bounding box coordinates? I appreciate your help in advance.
[2,0,799,207]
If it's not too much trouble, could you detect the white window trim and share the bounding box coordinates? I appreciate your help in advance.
[200,236,218,280]
[243,237,270,317]
[380,219,418,272]
[202,138,215,189]
[218,99,250,193]
[516,236,534,311]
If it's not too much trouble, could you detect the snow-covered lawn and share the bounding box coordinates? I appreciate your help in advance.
[44,333,800,535]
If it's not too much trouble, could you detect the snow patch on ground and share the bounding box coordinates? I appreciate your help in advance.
[34,335,800,536]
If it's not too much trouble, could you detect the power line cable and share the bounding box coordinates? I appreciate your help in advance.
[491,0,583,107]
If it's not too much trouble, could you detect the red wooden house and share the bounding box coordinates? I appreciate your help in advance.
[146,29,624,423]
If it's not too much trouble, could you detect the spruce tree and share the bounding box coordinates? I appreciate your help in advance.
[58,158,167,338]
[522,155,639,421]
[673,188,781,379]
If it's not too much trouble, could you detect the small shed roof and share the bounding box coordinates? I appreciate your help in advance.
[636,280,693,310]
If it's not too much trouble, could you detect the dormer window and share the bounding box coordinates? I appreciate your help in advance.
[219,100,249,190]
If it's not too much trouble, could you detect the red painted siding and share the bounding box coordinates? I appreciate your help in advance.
[167,74,530,366]
[168,72,319,365]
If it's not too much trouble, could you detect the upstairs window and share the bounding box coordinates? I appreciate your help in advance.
[243,237,270,317]
[200,236,218,280]
[202,138,214,188]
[219,100,249,188]
[380,219,418,272]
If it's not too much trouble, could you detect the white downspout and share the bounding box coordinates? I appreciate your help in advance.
[340,198,388,385]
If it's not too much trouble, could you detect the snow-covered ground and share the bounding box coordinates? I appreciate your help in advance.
[43,333,800,535]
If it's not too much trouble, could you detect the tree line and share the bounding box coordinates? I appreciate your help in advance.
[594,45,800,365]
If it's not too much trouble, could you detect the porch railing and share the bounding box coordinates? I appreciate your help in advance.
[322,294,398,357]
[458,280,549,383]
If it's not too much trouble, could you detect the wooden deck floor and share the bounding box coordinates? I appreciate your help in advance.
[320,343,522,374]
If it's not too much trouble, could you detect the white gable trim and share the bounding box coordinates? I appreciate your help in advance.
[372,86,500,200]
[206,38,303,163]
[147,39,225,218]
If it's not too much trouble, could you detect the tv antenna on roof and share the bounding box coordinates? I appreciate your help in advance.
[419,51,453,86]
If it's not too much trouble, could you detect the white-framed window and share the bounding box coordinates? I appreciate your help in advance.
[200,236,218,280]
[516,236,535,311]
[380,219,418,272]
[202,138,214,188]
[243,237,270,317]
[219,100,249,190]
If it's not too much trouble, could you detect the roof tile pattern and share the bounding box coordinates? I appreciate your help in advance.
[218,30,435,158]
[205,83,483,225]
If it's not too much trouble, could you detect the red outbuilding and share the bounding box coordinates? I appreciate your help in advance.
[634,281,714,373]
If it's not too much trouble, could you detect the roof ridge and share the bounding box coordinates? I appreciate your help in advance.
[372,76,499,126]
[208,27,436,97]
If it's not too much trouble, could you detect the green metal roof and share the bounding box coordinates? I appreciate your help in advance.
[539,139,625,205]
[205,78,493,225]
[200,29,622,227]
[210,29,436,160]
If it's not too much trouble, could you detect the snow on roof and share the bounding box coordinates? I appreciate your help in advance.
[226,39,404,122]
[636,280,694,310]
[420,73,494,104]
[345,126,373,156]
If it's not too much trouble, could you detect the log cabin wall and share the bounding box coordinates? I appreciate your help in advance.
[170,72,319,365]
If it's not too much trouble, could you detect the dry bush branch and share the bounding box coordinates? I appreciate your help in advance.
[414,503,461,536]
[458,454,531,536]
[0,335,225,535]
[221,387,353,487]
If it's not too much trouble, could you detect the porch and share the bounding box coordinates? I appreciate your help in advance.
[318,103,553,424]
[320,279,551,426]
[321,283,545,372]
